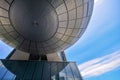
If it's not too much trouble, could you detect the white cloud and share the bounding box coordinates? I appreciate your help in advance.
[94,0,99,3]
[78,51,120,78]
[94,0,104,6]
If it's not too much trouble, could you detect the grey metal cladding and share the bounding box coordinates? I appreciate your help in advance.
[0,0,94,54]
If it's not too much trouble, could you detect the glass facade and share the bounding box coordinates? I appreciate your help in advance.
[0,60,82,80]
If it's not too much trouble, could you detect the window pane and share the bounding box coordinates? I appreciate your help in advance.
[23,61,36,79]
[3,71,15,80]
[32,62,43,79]
[42,62,51,80]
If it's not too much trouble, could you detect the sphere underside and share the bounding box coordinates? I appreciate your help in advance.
[10,0,58,41]
[0,0,94,55]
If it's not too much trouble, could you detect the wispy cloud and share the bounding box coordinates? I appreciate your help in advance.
[78,51,120,78]
[94,0,104,6]
[94,0,99,3]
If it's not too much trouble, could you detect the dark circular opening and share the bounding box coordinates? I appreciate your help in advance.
[9,0,58,41]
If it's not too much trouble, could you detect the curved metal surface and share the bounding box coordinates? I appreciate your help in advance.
[0,0,94,55]
[10,0,58,41]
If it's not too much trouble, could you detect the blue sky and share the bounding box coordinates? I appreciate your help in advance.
[0,40,13,59]
[65,0,120,80]
[0,0,120,80]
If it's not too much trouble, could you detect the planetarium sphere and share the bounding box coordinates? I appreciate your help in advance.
[0,0,94,55]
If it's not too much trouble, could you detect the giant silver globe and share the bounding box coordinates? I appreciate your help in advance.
[0,0,94,55]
